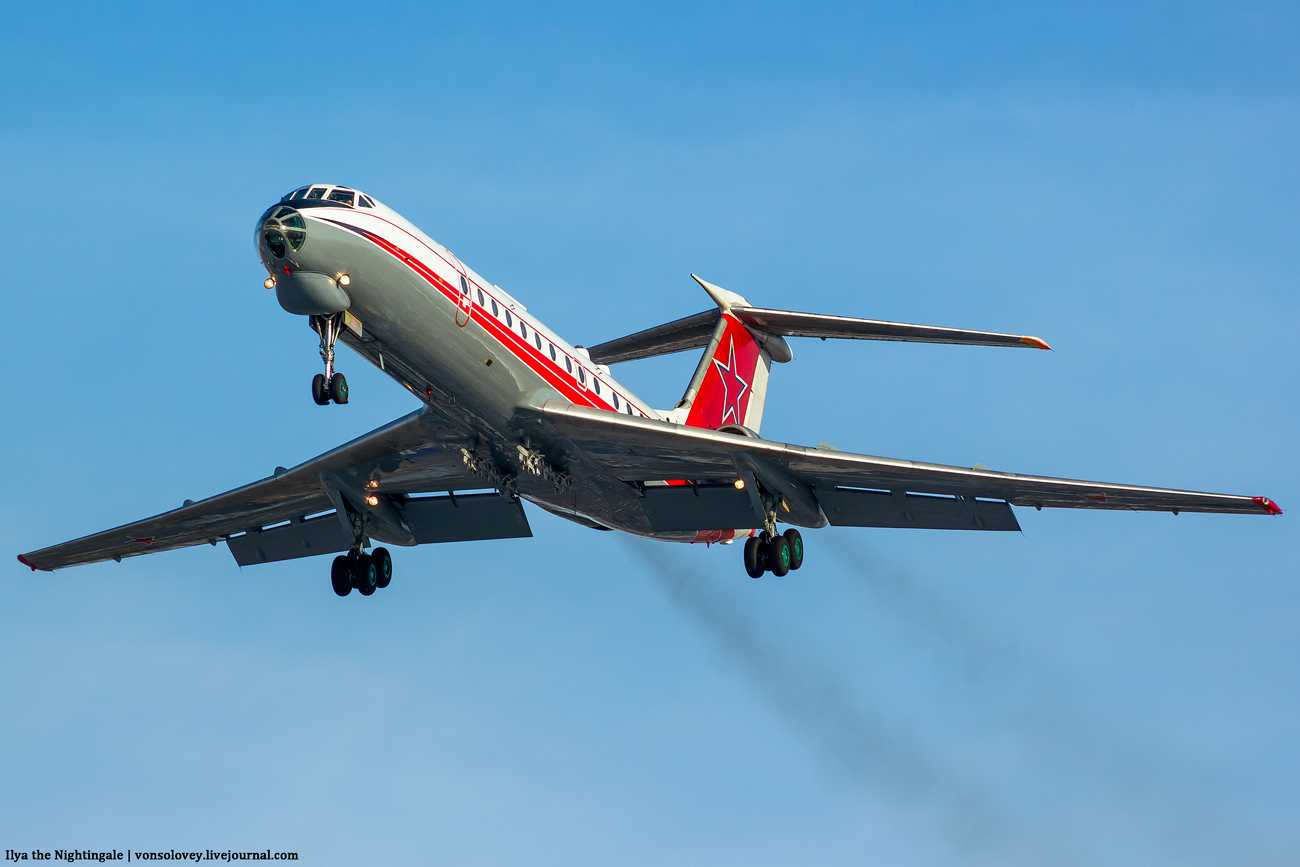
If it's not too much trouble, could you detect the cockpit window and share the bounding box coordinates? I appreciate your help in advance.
[358,195,375,208]
[261,207,306,256]
[263,229,286,258]
[280,213,305,250]
[292,187,310,199]
[307,187,326,199]
[327,189,356,206]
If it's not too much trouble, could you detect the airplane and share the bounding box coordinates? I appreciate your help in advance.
[18,183,1283,594]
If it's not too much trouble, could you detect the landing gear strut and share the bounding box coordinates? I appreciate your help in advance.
[742,528,803,578]
[330,546,393,598]
[310,314,349,405]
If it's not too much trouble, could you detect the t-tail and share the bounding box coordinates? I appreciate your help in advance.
[675,276,787,433]
[584,272,1052,433]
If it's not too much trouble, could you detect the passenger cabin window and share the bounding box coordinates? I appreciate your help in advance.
[307,187,326,199]
[535,333,542,350]
[565,356,572,374]
[612,393,620,409]
[549,344,556,361]
[520,322,528,339]
[490,299,498,317]
[477,288,485,306]
[504,310,513,328]
[459,275,469,295]
[327,189,356,206]
[359,195,375,208]
[578,367,586,385]
[592,378,600,395]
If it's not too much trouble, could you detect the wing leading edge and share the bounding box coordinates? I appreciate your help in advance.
[18,408,487,572]
[536,401,1282,518]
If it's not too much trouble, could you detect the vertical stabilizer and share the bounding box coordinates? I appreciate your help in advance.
[669,275,775,434]
[682,313,772,432]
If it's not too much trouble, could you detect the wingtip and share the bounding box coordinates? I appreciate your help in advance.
[1253,496,1283,515]
[1021,336,1052,351]
[16,554,51,572]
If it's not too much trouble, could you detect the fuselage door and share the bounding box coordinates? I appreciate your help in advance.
[455,274,473,327]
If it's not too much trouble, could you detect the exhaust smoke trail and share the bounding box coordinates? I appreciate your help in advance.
[622,537,1078,867]
[817,534,1294,867]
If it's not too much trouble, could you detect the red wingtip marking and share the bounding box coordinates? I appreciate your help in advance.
[1021,336,1052,350]
[1253,496,1283,515]
[16,554,51,572]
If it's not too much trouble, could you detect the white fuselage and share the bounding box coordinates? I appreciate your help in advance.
[257,184,745,544]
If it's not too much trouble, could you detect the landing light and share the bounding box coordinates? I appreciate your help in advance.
[338,274,351,286]
[734,479,745,490]
[263,277,275,289]
[367,480,379,489]
[365,495,379,507]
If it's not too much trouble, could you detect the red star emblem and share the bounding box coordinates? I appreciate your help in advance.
[712,337,750,426]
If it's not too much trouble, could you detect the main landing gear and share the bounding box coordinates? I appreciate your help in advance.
[331,547,393,597]
[310,313,349,406]
[743,528,804,578]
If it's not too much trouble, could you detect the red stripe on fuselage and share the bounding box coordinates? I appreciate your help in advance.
[321,218,637,414]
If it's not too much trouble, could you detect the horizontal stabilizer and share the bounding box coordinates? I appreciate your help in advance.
[731,307,1051,350]
[588,309,720,365]
[587,303,1049,366]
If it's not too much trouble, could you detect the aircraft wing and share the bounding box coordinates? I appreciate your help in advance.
[19,408,485,571]
[537,401,1282,518]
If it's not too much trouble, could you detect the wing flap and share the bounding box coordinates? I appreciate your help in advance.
[538,401,1279,517]
[402,493,533,543]
[817,488,1020,531]
[640,484,764,532]
[227,513,352,567]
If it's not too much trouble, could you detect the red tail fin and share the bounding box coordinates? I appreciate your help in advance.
[684,314,771,433]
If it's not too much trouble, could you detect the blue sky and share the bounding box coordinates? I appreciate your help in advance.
[2,3,1297,865]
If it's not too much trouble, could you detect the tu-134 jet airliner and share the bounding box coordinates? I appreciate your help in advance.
[19,184,1283,595]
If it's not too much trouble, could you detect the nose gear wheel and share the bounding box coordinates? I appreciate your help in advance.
[310,314,349,405]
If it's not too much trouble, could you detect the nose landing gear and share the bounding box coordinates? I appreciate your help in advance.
[310,314,349,405]
[742,528,803,578]
[331,546,393,597]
